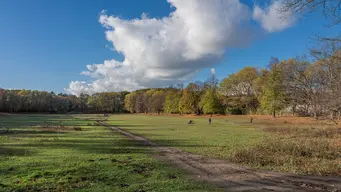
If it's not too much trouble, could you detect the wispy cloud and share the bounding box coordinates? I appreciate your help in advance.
[253,1,297,32]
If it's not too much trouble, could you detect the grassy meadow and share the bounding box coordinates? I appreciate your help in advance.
[1,113,341,192]
[0,114,218,192]
[107,114,341,175]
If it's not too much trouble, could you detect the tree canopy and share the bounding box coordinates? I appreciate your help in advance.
[1,50,341,121]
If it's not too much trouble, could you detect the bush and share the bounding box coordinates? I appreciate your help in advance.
[225,107,243,115]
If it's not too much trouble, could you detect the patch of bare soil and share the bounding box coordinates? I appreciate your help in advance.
[103,123,341,192]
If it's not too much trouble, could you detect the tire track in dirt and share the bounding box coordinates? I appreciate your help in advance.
[103,123,341,192]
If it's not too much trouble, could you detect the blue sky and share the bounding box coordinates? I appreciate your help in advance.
[0,0,340,94]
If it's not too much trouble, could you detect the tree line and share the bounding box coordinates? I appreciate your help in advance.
[0,90,128,114]
[1,50,341,120]
[123,50,341,120]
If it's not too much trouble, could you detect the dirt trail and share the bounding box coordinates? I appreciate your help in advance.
[103,123,341,192]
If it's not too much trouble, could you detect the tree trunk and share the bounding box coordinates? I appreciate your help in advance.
[313,104,318,120]
[272,109,276,118]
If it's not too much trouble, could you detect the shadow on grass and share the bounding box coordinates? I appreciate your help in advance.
[110,124,150,128]
[2,117,212,156]
[3,135,156,155]
[3,136,211,155]
[0,115,94,128]
[0,147,35,157]
[0,130,67,136]
[119,128,169,133]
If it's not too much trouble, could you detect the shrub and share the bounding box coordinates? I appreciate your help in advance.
[225,107,243,115]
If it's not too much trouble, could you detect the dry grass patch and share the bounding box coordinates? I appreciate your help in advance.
[232,125,341,175]
[263,126,341,138]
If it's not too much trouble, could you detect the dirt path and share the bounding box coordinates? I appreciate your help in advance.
[103,123,341,192]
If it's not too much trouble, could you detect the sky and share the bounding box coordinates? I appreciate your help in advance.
[0,0,340,95]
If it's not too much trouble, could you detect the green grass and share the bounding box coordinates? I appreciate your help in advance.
[2,113,339,189]
[0,114,219,192]
[106,114,341,176]
[106,115,266,160]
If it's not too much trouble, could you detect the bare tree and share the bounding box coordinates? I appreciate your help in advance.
[311,45,341,122]
[278,0,341,26]
[282,57,327,119]
[274,0,341,46]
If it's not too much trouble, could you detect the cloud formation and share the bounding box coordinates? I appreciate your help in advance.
[67,0,296,96]
[253,1,296,32]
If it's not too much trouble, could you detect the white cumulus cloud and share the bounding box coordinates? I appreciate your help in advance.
[253,1,296,32]
[66,0,296,96]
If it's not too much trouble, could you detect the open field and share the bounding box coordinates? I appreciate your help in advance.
[107,114,341,175]
[107,114,265,160]
[1,114,341,192]
[0,114,218,192]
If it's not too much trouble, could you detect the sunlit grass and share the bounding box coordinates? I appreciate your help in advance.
[0,114,218,192]
[106,115,266,159]
[106,114,341,175]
